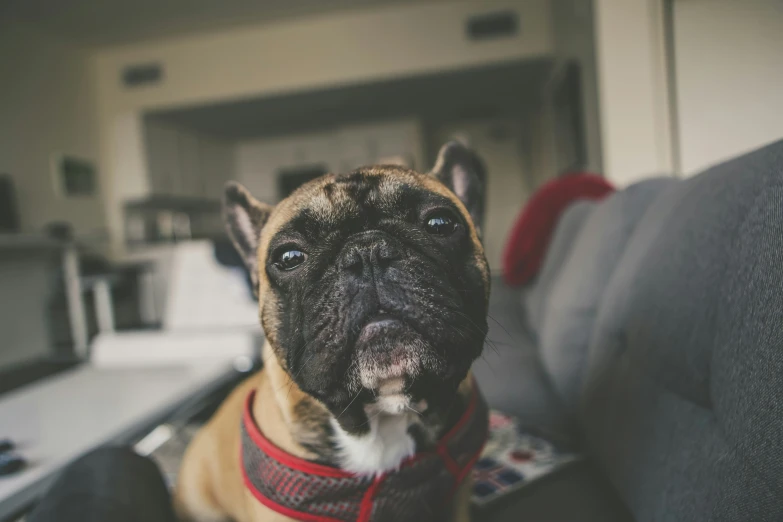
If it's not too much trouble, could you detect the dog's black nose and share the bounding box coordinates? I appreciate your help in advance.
[338,232,402,274]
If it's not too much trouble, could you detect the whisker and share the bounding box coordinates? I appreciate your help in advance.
[405,404,422,416]
[487,313,515,343]
[483,340,501,357]
[284,352,318,400]
[336,389,363,419]
[356,407,385,428]
[275,335,321,394]
[478,353,499,376]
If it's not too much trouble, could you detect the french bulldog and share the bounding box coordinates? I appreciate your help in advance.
[175,142,491,522]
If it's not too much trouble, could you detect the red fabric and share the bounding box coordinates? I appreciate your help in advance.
[242,394,352,478]
[502,173,615,286]
[242,387,478,478]
[356,477,384,522]
[242,471,345,522]
[240,383,488,522]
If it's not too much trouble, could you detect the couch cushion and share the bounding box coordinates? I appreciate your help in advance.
[538,178,675,412]
[582,140,783,521]
[523,200,595,337]
[476,281,632,522]
[473,277,568,431]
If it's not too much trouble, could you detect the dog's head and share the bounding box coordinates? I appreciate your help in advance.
[224,142,489,434]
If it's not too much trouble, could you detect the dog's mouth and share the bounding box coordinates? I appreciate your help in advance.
[349,304,470,416]
[355,309,435,410]
[354,310,414,390]
[357,310,404,342]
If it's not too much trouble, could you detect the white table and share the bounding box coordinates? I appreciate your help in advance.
[0,363,240,521]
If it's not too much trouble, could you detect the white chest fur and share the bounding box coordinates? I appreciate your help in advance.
[330,410,419,476]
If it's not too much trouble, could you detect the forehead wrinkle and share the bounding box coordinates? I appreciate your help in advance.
[308,190,336,223]
[312,181,364,230]
[377,175,405,209]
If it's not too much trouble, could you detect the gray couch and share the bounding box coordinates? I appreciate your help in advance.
[473,140,783,521]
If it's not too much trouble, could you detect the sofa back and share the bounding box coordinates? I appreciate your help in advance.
[580,141,783,521]
[523,199,595,337]
[530,178,676,412]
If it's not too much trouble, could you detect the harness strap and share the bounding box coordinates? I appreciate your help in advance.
[241,383,488,522]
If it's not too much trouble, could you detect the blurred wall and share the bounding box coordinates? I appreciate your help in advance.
[235,119,425,204]
[673,0,783,174]
[0,22,105,238]
[593,0,675,185]
[94,0,555,255]
[145,118,234,199]
[95,0,553,112]
[551,0,602,174]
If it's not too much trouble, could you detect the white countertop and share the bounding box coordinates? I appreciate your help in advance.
[0,362,238,520]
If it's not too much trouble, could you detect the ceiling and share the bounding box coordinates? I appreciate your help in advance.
[147,58,553,141]
[0,0,449,47]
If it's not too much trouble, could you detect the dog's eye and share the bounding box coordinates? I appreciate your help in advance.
[275,249,306,271]
[425,212,458,236]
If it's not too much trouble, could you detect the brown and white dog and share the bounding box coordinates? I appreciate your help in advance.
[175,142,491,522]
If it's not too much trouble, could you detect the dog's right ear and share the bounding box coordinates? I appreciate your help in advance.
[223,182,273,291]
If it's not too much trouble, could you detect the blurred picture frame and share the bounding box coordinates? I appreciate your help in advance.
[51,154,99,198]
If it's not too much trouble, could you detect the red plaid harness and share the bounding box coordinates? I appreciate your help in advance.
[240,385,489,522]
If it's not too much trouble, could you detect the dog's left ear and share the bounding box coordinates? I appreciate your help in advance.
[430,141,487,234]
[223,182,273,293]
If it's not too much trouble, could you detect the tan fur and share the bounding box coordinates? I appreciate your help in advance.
[256,169,489,345]
[175,166,485,521]
[174,345,475,522]
[175,346,316,522]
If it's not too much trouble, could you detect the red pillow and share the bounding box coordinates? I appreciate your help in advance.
[502,173,615,286]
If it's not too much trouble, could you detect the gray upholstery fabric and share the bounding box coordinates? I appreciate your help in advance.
[475,277,632,522]
[523,200,596,337]
[474,142,783,522]
[539,178,675,411]
[473,277,568,431]
[581,141,783,521]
